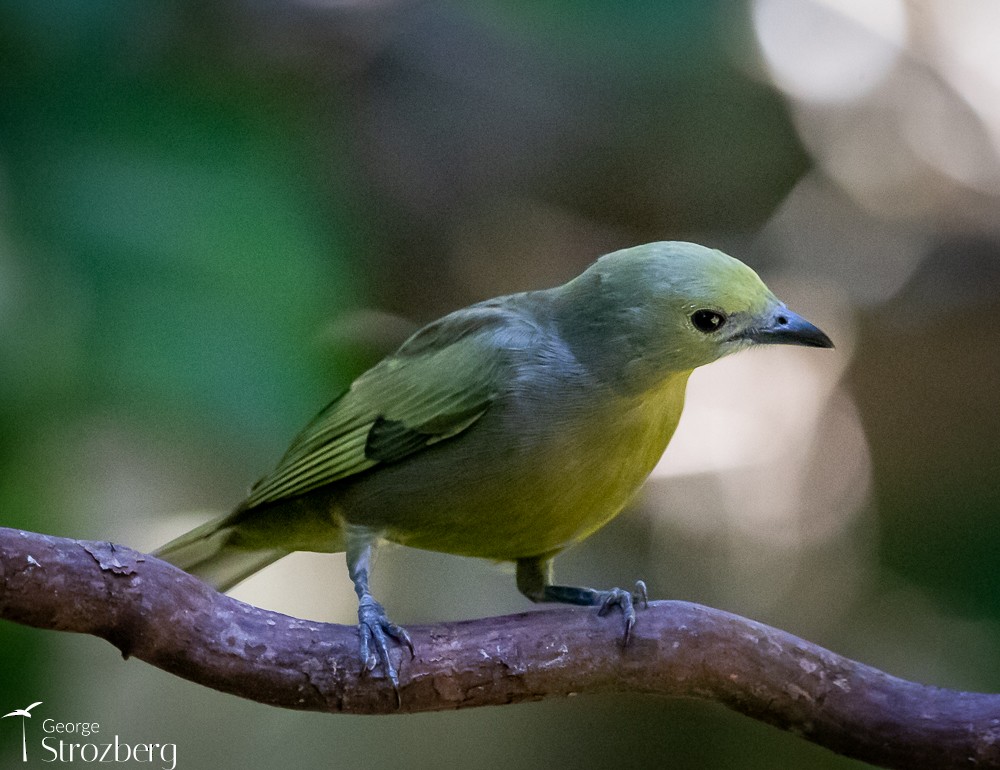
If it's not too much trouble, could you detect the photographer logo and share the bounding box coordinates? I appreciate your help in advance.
[2,702,176,769]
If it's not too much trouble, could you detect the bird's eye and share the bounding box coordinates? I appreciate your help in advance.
[691,309,727,333]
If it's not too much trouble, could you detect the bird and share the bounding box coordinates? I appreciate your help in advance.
[2,702,43,719]
[156,241,833,692]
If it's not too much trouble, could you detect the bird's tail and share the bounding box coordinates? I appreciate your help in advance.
[153,511,289,593]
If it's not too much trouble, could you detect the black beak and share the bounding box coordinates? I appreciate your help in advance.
[743,308,834,349]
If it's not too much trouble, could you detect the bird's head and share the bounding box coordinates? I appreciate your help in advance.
[555,241,833,391]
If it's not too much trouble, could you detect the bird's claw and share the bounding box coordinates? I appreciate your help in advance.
[357,595,413,703]
[597,580,648,646]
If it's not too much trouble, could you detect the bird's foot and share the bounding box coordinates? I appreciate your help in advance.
[596,580,648,645]
[357,594,414,702]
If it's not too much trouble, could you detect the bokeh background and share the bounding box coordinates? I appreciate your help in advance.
[2,1,999,767]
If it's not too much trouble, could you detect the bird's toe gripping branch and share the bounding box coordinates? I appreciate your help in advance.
[596,580,649,645]
[357,594,414,699]
[515,557,650,645]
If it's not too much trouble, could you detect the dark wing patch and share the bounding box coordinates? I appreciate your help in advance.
[365,401,491,464]
[365,417,430,464]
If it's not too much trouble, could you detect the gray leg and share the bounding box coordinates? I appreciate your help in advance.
[345,527,413,698]
[516,555,648,644]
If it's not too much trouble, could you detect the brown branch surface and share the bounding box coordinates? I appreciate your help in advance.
[1,527,998,769]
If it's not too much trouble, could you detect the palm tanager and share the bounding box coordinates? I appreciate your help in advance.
[156,241,833,690]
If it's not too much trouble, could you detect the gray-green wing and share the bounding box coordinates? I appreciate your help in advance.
[242,305,530,509]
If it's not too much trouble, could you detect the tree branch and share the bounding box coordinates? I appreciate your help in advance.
[0,527,996,769]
